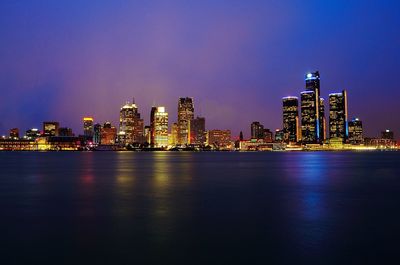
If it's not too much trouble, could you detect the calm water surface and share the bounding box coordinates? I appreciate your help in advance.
[1,152,400,264]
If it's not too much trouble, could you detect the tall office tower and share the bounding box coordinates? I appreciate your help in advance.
[144,126,151,144]
[170,123,179,146]
[319,98,326,141]
[154,106,169,147]
[301,91,317,143]
[150,106,157,146]
[93,123,102,145]
[348,118,363,144]
[43,122,59,137]
[101,122,117,145]
[329,90,348,141]
[251,122,264,139]
[25,128,41,140]
[301,71,324,144]
[282,96,299,143]
[83,117,94,138]
[119,100,144,145]
[9,128,19,139]
[58,127,74,136]
[177,97,194,145]
[274,129,285,142]
[189,117,206,145]
[381,129,394,140]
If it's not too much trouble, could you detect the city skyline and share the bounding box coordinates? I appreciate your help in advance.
[1,1,400,138]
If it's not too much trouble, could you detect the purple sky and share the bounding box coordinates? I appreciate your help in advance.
[0,0,399,139]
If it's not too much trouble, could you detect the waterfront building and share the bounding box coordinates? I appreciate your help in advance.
[83,117,94,138]
[348,118,363,144]
[154,106,169,148]
[329,90,348,142]
[274,129,284,142]
[93,123,102,145]
[301,71,325,144]
[43,122,59,137]
[206,130,232,150]
[150,106,157,146]
[58,127,74,137]
[144,126,151,144]
[189,117,206,145]
[264,129,273,143]
[118,100,144,145]
[101,122,117,145]
[251,122,264,139]
[25,128,41,140]
[381,129,394,140]
[169,123,179,146]
[177,97,194,145]
[9,128,19,139]
[282,96,299,143]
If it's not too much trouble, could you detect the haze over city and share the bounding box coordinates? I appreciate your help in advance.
[1,0,399,138]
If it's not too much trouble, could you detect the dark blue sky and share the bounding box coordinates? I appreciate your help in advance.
[1,0,399,138]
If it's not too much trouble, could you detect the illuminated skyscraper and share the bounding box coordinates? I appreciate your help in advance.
[93,123,102,145]
[154,106,169,147]
[348,118,363,144]
[251,122,264,139]
[118,100,144,145]
[25,128,40,140]
[381,129,394,140]
[43,122,59,137]
[83,117,94,138]
[282,96,299,143]
[329,90,348,141]
[169,123,179,146]
[150,106,157,146]
[301,91,317,143]
[9,128,19,139]
[206,130,232,150]
[301,71,325,144]
[101,122,117,145]
[189,117,206,145]
[177,97,194,145]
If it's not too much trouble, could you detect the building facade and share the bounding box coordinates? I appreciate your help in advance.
[282,96,299,143]
[189,117,206,145]
[83,117,94,138]
[348,118,363,144]
[206,130,232,150]
[119,101,144,145]
[154,106,169,148]
[101,122,117,145]
[43,122,59,137]
[177,97,194,145]
[251,122,264,139]
[329,90,348,141]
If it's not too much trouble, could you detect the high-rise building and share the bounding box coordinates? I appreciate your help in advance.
[144,126,151,144]
[177,97,194,145]
[101,122,117,145]
[189,117,206,145]
[251,122,264,139]
[93,123,102,145]
[43,122,59,137]
[83,117,94,138]
[282,96,299,143]
[300,91,317,143]
[206,130,232,150]
[9,128,19,139]
[329,90,348,141]
[154,106,169,148]
[348,118,363,144]
[150,106,157,146]
[58,127,74,136]
[274,129,284,142]
[263,129,273,142]
[301,71,325,144]
[169,123,179,146]
[118,100,144,145]
[381,129,394,140]
[25,128,41,140]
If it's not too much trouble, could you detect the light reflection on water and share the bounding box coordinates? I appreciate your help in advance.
[1,151,400,264]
